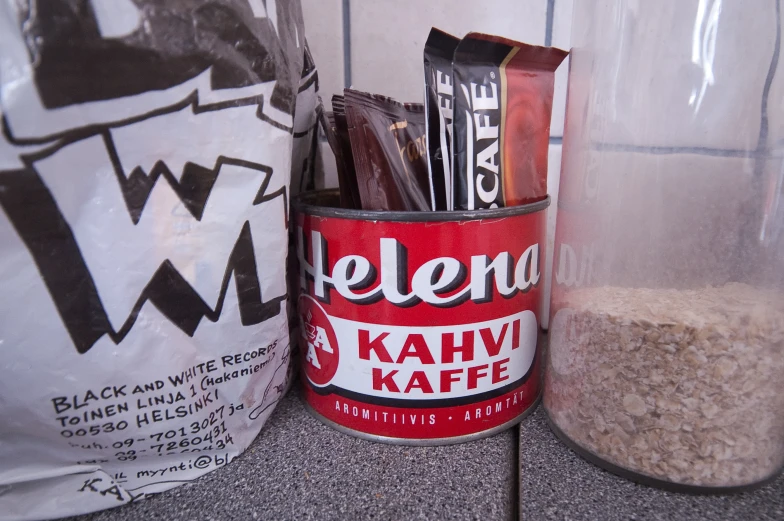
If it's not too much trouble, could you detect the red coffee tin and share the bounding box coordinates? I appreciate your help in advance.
[293,190,549,445]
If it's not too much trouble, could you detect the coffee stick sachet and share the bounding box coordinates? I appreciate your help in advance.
[344,89,431,211]
[452,33,567,210]
[331,95,362,208]
[318,101,356,208]
[424,27,460,211]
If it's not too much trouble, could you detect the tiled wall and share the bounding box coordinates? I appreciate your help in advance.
[301,0,783,326]
[302,0,571,186]
[302,0,572,326]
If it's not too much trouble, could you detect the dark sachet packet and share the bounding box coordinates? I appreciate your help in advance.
[343,89,431,211]
[452,33,568,210]
[331,95,362,208]
[318,100,357,208]
[424,27,460,211]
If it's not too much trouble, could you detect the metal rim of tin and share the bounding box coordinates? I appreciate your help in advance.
[293,189,550,222]
[544,409,784,495]
[302,393,542,446]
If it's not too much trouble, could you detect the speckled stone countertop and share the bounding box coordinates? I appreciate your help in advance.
[68,388,783,521]
[66,388,516,521]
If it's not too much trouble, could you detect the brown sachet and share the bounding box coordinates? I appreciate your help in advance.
[344,89,431,211]
[318,100,358,208]
[452,33,567,210]
[330,95,362,208]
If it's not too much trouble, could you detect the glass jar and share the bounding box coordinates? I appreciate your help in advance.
[543,0,784,492]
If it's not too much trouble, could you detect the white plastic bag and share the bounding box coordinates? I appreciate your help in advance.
[0,1,319,519]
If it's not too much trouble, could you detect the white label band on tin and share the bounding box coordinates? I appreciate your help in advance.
[317,310,537,400]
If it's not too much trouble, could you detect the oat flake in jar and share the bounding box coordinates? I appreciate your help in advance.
[543,0,784,492]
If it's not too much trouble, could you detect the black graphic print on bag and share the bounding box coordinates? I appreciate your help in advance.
[0,1,319,518]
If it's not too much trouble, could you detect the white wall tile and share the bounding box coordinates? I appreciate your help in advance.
[567,0,776,151]
[766,8,784,150]
[551,0,573,49]
[349,0,547,102]
[550,59,569,137]
[560,150,755,288]
[541,143,562,330]
[320,141,339,188]
[549,0,573,137]
[302,0,345,102]
[771,71,784,150]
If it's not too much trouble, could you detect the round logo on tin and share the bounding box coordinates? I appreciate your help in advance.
[299,295,339,386]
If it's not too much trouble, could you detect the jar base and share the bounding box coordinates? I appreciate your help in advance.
[543,409,783,495]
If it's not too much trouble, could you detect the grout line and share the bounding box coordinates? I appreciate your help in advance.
[754,0,781,171]
[513,423,521,521]
[342,0,352,88]
[735,0,781,275]
[545,0,555,47]
[592,142,765,158]
[546,137,778,160]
